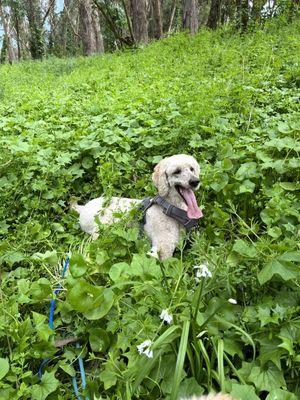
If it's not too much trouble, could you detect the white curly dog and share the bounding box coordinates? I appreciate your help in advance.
[182,395,235,400]
[72,154,203,259]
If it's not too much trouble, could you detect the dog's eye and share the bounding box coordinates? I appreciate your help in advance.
[190,167,194,172]
[174,168,181,175]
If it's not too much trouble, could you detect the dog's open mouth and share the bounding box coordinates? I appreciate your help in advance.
[176,186,203,219]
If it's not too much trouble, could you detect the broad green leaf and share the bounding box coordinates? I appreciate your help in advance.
[279,182,300,191]
[230,383,260,400]
[257,338,283,369]
[278,252,300,263]
[233,239,257,258]
[31,371,59,400]
[3,251,25,266]
[30,278,52,300]
[84,288,115,320]
[178,377,204,397]
[258,259,299,284]
[67,280,105,312]
[89,328,110,352]
[69,253,88,278]
[248,364,285,391]
[235,162,260,180]
[31,251,58,266]
[210,173,229,192]
[267,227,282,239]
[236,179,255,194]
[109,262,130,282]
[0,358,9,380]
[266,389,298,400]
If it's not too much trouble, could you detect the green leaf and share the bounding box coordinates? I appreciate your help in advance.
[170,320,190,400]
[278,252,300,263]
[31,371,59,400]
[67,280,105,312]
[69,253,88,278]
[230,383,260,400]
[89,328,110,352]
[236,179,256,194]
[178,377,204,397]
[257,338,283,369]
[266,389,298,400]
[267,227,282,239]
[83,288,115,320]
[258,259,299,285]
[279,182,300,191]
[2,251,25,266]
[109,262,130,282]
[233,239,257,258]
[235,162,260,180]
[58,362,76,377]
[31,251,58,266]
[248,364,285,391]
[210,173,229,192]
[30,278,52,300]
[0,358,9,380]
[257,307,278,327]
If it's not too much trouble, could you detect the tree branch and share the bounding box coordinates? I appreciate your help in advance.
[42,0,56,26]
[92,0,132,45]
[120,0,135,44]
[64,1,81,38]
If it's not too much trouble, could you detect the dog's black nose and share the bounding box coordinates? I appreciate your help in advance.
[189,179,200,188]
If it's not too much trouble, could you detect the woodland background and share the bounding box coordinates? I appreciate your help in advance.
[0,0,299,63]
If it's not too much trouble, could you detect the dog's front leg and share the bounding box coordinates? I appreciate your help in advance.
[151,237,177,260]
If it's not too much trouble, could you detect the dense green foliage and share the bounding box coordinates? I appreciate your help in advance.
[0,19,299,400]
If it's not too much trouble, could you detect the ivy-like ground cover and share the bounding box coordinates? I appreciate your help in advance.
[0,18,299,400]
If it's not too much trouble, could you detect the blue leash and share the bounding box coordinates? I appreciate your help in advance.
[38,256,89,400]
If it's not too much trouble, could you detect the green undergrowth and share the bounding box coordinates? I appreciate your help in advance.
[0,19,300,400]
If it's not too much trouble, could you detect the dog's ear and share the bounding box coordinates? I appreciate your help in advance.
[152,159,169,197]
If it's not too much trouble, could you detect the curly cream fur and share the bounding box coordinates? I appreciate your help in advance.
[182,394,236,400]
[72,154,201,259]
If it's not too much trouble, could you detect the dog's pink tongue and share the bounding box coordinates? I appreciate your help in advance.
[179,187,203,219]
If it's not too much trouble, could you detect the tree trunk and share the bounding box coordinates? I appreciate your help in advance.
[24,0,44,59]
[0,36,7,64]
[251,0,264,21]
[78,0,97,56]
[10,2,22,60]
[183,0,199,34]
[152,0,163,39]
[131,0,148,44]
[236,0,249,31]
[167,0,177,33]
[207,0,222,29]
[0,1,15,63]
[92,8,104,54]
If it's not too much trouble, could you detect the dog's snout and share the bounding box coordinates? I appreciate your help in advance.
[189,179,200,188]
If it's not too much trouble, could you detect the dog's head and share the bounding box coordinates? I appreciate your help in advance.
[152,154,202,219]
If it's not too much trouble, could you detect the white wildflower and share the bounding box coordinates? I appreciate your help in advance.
[194,263,212,279]
[137,340,153,358]
[147,245,159,259]
[228,298,237,305]
[143,348,153,358]
[160,309,173,324]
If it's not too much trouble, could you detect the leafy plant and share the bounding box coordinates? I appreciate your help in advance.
[0,18,299,399]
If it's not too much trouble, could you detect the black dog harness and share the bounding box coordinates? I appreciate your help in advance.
[140,194,199,232]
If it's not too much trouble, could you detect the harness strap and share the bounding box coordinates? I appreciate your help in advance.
[140,195,199,232]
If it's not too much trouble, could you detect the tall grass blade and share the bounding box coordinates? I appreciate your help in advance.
[170,319,190,400]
